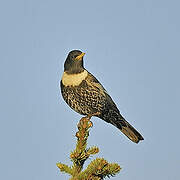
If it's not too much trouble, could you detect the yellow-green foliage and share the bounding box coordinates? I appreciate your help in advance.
[57,117,121,180]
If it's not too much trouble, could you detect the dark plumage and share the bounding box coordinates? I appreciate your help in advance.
[60,50,144,143]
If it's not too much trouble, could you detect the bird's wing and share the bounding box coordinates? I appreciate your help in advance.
[86,72,108,95]
[86,72,117,107]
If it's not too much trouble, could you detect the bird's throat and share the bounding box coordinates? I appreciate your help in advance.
[62,70,88,87]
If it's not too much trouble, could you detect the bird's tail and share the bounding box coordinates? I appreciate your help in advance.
[111,115,144,143]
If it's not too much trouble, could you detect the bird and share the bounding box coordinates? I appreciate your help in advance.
[60,50,144,143]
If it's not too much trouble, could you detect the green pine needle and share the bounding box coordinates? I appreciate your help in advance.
[57,117,121,180]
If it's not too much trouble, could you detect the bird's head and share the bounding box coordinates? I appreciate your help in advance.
[64,50,85,74]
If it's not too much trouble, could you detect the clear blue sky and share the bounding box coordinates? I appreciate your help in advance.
[0,0,180,180]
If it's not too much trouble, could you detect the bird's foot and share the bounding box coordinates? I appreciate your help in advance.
[83,112,100,127]
[78,116,93,130]
[86,112,100,120]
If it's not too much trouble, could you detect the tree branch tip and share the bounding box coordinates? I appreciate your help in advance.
[56,163,63,169]
[57,117,121,179]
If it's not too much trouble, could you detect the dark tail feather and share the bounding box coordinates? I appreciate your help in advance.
[111,116,144,143]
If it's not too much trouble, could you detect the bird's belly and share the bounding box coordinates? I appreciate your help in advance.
[61,85,106,115]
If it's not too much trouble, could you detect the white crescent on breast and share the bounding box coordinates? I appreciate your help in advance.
[62,70,88,87]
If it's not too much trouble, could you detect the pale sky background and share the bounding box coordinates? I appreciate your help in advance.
[0,0,180,180]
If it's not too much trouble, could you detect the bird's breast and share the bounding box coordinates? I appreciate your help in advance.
[61,70,88,87]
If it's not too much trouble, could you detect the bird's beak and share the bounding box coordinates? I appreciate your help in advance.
[75,52,85,60]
